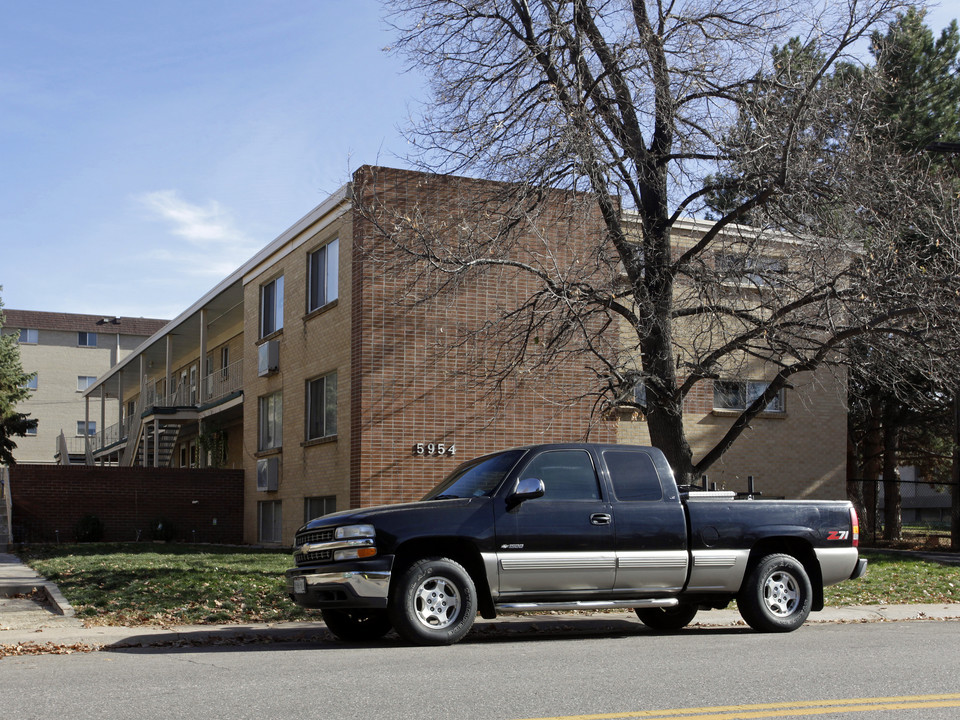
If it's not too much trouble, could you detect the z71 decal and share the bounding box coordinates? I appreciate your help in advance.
[827,530,850,541]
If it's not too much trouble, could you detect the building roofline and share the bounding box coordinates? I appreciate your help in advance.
[84,182,352,397]
[1,309,168,336]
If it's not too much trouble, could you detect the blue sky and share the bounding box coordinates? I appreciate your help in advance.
[1,2,957,320]
[1,1,424,318]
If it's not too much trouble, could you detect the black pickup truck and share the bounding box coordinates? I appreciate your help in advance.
[286,443,866,645]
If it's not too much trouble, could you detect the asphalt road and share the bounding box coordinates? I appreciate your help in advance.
[3,620,959,720]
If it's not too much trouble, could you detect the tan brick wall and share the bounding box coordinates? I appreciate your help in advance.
[616,367,847,499]
[242,212,353,543]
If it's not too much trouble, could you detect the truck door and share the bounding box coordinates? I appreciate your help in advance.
[601,448,689,593]
[495,448,615,594]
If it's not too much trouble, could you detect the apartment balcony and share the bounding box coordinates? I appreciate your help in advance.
[89,359,243,459]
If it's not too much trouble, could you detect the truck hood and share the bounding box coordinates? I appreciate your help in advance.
[298,497,479,532]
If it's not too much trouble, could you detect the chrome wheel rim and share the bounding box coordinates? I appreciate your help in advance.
[413,575,461,629]
[762,570,800,617]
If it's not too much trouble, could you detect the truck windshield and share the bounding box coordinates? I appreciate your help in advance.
[422,449,527,500]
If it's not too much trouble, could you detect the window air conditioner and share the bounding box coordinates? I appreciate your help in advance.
[257,340,279,376]
[256,456,279,491]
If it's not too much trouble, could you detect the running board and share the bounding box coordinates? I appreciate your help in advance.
[495,598,678,613]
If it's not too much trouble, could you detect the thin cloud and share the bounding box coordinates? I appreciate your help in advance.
[137,189,247,245]
[134,190,263,279]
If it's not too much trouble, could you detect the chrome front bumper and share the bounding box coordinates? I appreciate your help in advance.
[285,557,393,609]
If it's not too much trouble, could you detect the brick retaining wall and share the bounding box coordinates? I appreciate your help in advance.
[8,465,244,544]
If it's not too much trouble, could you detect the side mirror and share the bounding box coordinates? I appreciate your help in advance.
[508,477,545,507]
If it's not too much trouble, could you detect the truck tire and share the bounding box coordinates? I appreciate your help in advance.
[738,553,813,632]
[321,609,392,642]
[635,603,698,631]
[389,557,477,646]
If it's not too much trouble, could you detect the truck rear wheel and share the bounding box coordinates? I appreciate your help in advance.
[635,603,698,631]
[389,557,477,646]
[738,553,812,632]
[321,609,392,642]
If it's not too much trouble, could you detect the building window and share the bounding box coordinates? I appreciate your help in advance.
[220,346,230,374]
[713,380,785,414]
[307,238,339,312]
[18,328,39,344]
[258,500,282,544]
[77,376,97,392]
[78,332,98,347]
[258,391,283,450]
[306,371,337,440]
[304,495,337,523]
[24,374,38,391]
[76,421,96,437]
[25,423,38,437]
[260,275,284,338]
[716,252,787,287]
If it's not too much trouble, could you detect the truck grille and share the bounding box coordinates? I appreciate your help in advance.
[296,528,334,545]
[295,549,333,565]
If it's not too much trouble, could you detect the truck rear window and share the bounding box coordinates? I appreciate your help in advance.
[603,450,663,501]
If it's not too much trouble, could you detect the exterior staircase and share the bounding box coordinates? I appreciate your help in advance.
[139,423,182,468]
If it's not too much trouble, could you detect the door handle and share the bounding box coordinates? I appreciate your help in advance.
[590,513,612,526]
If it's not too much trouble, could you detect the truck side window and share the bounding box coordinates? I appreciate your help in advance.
[520,450,600,500]
[604,450,663,501]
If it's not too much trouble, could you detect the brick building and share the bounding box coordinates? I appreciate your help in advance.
[80,166,848,545]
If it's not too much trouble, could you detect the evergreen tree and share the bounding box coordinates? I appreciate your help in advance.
[0,289,37,465]
[848,8,960,540]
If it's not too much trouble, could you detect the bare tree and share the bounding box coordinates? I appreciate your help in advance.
[371,0,960,483]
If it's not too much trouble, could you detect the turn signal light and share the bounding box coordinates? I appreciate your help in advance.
[850,507,860,547]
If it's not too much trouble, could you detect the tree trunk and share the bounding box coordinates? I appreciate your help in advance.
[861,396,884,540]
[882,403,902,542]
[847,432,866,528]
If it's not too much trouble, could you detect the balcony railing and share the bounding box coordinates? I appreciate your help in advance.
[203,359,244,405]
[88,359,243,455]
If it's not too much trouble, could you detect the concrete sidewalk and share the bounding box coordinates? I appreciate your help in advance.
[2,551,959,652]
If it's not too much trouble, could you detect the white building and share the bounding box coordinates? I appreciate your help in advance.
[2,310,167,463]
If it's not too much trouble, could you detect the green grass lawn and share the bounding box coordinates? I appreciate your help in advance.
[15,544,959,627]
[17,543,316,626]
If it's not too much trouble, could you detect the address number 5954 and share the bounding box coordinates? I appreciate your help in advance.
[413,443,456,457]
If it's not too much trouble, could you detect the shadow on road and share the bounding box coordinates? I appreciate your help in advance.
[103,617,751,655]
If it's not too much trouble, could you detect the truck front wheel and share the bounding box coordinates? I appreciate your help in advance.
[389,557,477,646]
[738,553,813,632]
[321,609,392,642]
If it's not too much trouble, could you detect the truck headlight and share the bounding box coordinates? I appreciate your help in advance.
[335,524,376,540]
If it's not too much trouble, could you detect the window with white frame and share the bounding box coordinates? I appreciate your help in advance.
[76,420,96,437]
[306,371,337,440]
[25,422,38,436]
[713,380,784,413]
[78,332,98,347]
[258,391,283,450]
[18,328,38,344]
[307,238,339,313]
[258,500,282,544]
[77,375,96,392]
[24,374,38,391]
[259,275,284,337]
[304,495,337,523]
